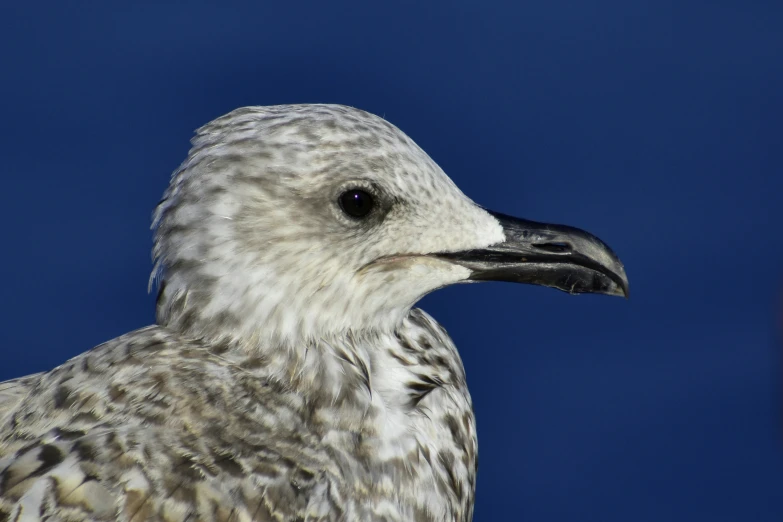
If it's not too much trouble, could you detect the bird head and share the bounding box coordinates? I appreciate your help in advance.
[152,105,627,347]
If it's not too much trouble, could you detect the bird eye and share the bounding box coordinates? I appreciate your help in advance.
[338,189,374,218]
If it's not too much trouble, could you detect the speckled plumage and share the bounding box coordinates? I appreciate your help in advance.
[0,313,474,522]
[0,105,499,521]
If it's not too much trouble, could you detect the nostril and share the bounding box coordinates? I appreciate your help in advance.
[534,242,572,253]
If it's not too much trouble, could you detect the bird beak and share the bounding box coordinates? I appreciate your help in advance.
[434,210,629,298]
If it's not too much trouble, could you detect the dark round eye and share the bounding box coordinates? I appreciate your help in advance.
[338,189,374,218]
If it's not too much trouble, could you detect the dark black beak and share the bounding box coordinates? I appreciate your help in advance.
[434,211,629,298]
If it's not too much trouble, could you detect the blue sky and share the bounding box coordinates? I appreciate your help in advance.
[1,2,782,520]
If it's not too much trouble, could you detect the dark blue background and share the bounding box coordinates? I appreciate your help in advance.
[1,2,781,520]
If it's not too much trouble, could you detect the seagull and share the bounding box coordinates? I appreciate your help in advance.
[0,105,628,522]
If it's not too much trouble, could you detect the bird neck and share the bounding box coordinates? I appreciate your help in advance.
[159,308,478,521]
[153,267,421,352]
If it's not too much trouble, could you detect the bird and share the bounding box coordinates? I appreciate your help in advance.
[0,104,628,522]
